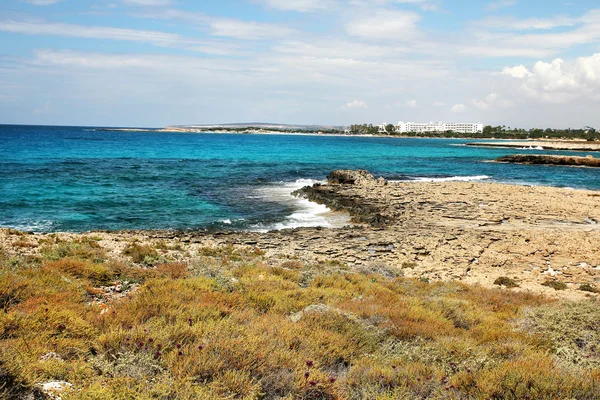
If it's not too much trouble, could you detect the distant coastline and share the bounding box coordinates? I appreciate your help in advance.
[94,123,600,142]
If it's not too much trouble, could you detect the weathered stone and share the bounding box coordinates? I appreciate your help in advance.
[496,154,600,168]
[37,381,72,400]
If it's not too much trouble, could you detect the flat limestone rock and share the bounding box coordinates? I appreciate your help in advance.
[496,154,600,167]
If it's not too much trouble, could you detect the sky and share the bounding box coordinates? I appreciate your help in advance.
[0,0,599,128]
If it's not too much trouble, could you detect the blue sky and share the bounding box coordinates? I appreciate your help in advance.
[1,0,599,128]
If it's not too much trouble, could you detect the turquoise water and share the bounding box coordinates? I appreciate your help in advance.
[1,125,599,232]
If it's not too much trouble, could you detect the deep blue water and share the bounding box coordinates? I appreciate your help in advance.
[1,125,599,232]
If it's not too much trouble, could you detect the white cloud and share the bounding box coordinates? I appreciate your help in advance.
[341,100,369,111]
[209,19,295,40]
[465,10,600,59]
[123,0,174,5]
[131,10,296,40]
[0,20,182,45]
[471,99,489,110]
[486,0,517,11]
[21,0,65,5]
[486,93,498,103]
[451,103,466,112]
[256,0,334,12]
[502,53,600,104]
[33,100,52,114]
[475,15,578,31]
[346,11,421,40]
[405,99,418,107]
[502,65,532,78]
[256,0,436,13]
[470,92,513,110]
[273,39,410,59]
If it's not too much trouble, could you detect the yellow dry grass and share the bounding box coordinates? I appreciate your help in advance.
[1,237,599,399]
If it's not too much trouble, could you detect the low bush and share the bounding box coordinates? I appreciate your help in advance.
[579,283,599,293]
[122,243,160,265]
[541,279,568,290]
[493,276,519,288]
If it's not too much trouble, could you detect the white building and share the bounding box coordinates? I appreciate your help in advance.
[395,121,484,134]
[378,123,389,133]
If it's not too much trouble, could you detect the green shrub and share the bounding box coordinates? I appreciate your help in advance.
[579,283,598,293]
[123,243,160,265]
[493,276,519,288]
[541,279,567,291]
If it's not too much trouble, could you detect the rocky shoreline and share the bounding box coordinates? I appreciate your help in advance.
[467,140,600,151]
[496,154,600,167]
[2,170,600,300]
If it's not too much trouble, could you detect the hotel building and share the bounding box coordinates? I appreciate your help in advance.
[395,121,484,134]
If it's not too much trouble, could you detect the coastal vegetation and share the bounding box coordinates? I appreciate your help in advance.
[112,124,600,141]
[347,124,599,140]
[1,233,600,399]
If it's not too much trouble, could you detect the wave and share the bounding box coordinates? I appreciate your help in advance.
[520,146,544,150]
[391,175,491,183]
[0,219,54,233]
[249,179,349,232]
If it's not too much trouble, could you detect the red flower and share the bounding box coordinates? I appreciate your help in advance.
[304,371,310,379]
[306,360,314,368]
[309,380,317,386]
[329,376,336,384]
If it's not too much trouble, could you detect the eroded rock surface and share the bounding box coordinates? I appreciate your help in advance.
[497,154,600,167]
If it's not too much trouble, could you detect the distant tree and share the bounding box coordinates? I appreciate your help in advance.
[385,124,395,134]
[482,125,493,136]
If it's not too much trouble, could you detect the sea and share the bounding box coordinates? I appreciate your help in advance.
[1,124,599,233]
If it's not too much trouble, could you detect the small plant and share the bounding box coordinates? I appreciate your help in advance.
[542,279,567,291]
[494,276,519,288]
[402,261,417,269]
[579,283,598,293]
[154,262,189,279]
[12,241,37,249]
[123,243,160,265]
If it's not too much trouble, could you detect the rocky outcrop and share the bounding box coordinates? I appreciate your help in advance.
[496,154,600,167]
[327,170,377,185]
[467,141,600,151]
[294,170,391,227]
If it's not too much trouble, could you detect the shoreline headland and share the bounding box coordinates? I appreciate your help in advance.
[467,140,600,151]
[3,169,599,300]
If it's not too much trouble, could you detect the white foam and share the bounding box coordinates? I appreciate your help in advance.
[220,219,232,224]
[391,175,491,183]
[250,179,349,232]
[520,146,544,150]
[0,220,54,233]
